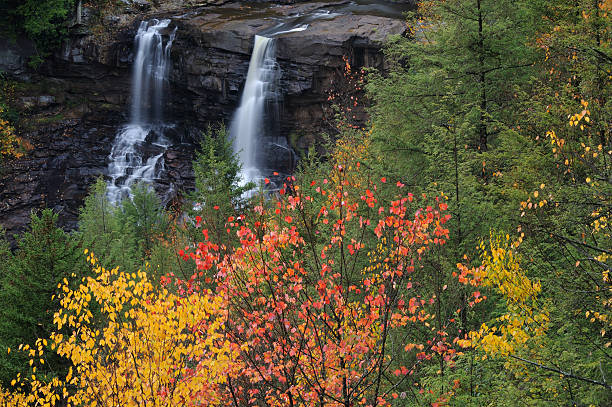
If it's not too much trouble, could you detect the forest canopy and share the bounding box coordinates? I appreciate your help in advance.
[0,0,610,406]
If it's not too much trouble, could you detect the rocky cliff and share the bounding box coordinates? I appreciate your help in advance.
[0,0,408,240]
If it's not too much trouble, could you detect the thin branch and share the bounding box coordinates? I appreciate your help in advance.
[510,355,612,390]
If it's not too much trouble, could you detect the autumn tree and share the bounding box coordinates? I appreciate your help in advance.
[0,147,479,406]
[0,79,23,161]
[498,0,612,402]
[1,252,239,406]
[169,136,481,405]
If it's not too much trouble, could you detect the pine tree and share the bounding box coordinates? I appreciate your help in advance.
[364,1,554,401]
[366,0,542,331]
[0,209,82,385]
[367,0,540,253]
[188,125,254,245]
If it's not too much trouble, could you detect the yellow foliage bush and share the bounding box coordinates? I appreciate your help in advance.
[0,106,23,159]
[2,251,239,406]
[464,233,549,357]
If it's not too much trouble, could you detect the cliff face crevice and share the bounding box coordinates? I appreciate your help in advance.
[0,1,408,239]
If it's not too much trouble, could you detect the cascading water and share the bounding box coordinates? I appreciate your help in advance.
[107,19,177,204]
[229,35,281,186]
[230,16,337,188]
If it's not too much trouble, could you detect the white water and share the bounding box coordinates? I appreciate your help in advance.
[229,35,280,186]
[107,19,176,204]
[230,13,339,188]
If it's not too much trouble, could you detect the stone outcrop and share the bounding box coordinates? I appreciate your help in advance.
[0,1,408,241]
[169,3,405,142]
[0,38,36,81]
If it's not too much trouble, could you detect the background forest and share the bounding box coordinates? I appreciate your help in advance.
[0,0,610,406]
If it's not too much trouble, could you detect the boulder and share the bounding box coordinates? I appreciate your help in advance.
[18,96,57,110]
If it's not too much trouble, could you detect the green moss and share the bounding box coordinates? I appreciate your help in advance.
[36,113,65,124]
[288,132,305,158]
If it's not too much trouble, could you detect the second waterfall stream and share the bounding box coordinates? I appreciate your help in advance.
[230,35,281,187]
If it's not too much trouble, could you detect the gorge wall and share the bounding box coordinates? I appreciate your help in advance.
[0,0,408,240]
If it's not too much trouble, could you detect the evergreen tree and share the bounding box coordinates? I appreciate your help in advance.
[118,182,169,256]
[364,1,558,402]
[366,0,543,340]
[0,209,82,385]
[365,1,611,403]
[188,125,254,245]
[78,178,140,273]
[118,182,181,280]
[367,0,540,254]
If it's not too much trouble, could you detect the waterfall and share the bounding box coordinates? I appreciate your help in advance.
[230,35,280,185]
[107,19,176,204]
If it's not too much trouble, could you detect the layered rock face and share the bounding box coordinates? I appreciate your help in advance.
[0,0,408,240]
[169,2,406,149]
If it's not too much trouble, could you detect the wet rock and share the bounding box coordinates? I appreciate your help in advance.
[167,3,406,148]
[18,96,57,110]
[0,37,35,79]
[118,0,152,12]
[104,15,122,25]
[133,0,152,11]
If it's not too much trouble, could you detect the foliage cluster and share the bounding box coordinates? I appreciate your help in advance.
[0,0,75,66]
[0,77,24,161]
[0,141,482,405]
[365,0,611,404]
[0,180,181,386]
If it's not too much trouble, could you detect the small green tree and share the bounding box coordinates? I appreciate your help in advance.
[0,209,82,385]
[78,177,140,273]
[78,178,181,280]
[117,182,181,280]
[188,125,254,245]
[118,182,169,255]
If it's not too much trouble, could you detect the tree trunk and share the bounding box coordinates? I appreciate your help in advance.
[76,0,82,25]
[476,0,488,151]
